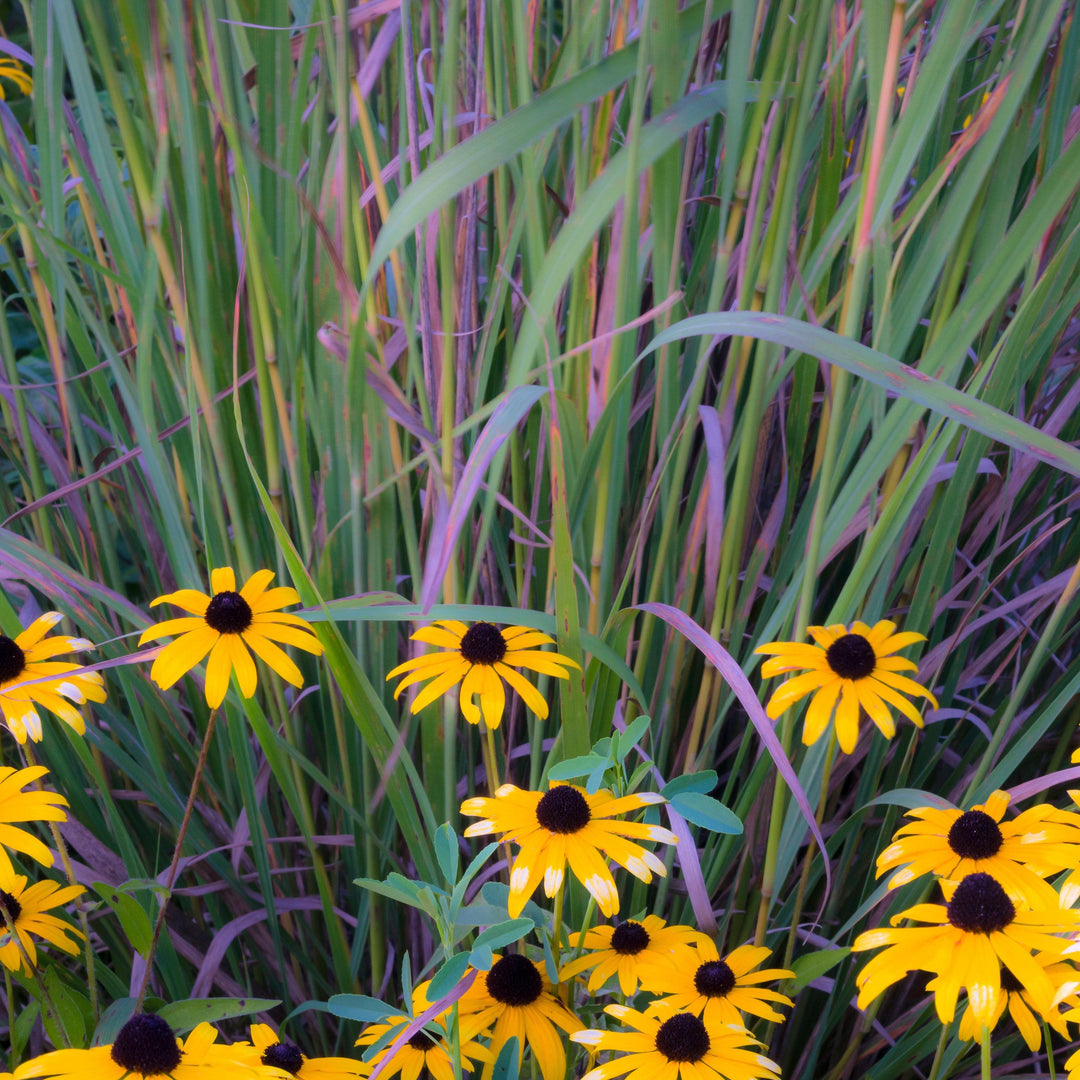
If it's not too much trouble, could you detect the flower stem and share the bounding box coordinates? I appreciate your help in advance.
[1045,1019,1057,1080]
[482,723,501,794]
[926,1023,949,1080]
[4,967,16,1064]
[980,1025,991,1080]
[135,708,219,1010]
[0,904,69,1046]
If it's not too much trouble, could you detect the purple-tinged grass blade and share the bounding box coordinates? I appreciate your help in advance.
[634,602,831,900]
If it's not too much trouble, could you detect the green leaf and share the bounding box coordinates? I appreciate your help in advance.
[327,994,400,1023]
[454,901,512,927]
[156,998,279,1034]
[662,771,718,798]
[669,792,743,834]
[354,874,442,916]
[787,948,851,994]
[92,881,154,955]
[586,761,608,795]
[860,789,955,812]
[92,997,137,1046]
[492,1036,521,1080]
[471,918,534,956]
[434,824,460,887]
[617,716,652,761]
[468,944,494,971]
[427,952,472,1001]
[42,968,86,1049]
[547,753,608,781]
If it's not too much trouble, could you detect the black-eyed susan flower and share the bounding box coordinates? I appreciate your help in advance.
[140,567,324,709]
[0,765,68,878]
[448,954,582,1080]
[354,1000,491,1080]
[955,958,1080,1051]
[0,868,83,973]
[250,1024,366,1079]
[875,790,1080,907]
[0,612,105,743]
[641,942,794,1027]
[0,56,32,99]
[571,1004,781,1080]
[851,871,1080,1026]
[461,784,677,918]
[387,621,578,728]
[28,1015,266,1079]
[755,619,937,753]
[560,916,709,995]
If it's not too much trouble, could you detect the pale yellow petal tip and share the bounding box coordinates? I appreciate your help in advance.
[634,792,666,805]
[605,1004,631,1019]
[570,1030,603,1046]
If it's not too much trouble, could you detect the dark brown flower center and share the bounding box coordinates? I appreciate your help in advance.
[261,1041,305,1075]
[946,872,1015,933]
[459,622,507,665]
[610,920,650,955]
[947,810,1003,860]
[655,1013,710,1063]
[825,633,877,680]
[203,591,253,634]
[1000,967,1024,994]
[110,1013,183,1076]
[535,786,592,833]
[694,959,736,997]
[0,635,26,684]
[486,953,543,1006]
[0,890,21,923]
[408,1029,437,1051]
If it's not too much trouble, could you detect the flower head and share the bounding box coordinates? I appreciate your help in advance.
[448,954,582,1080]
[28,1015,266,1079]
[0,612,105,743]
[461,784,677,918]
[641,942,794,1027]
[955,957,1080,1050]
[354,991,491,1080]
[387,621,579,728]
[250,1024,366,1079]
[0,57,32,100]
[0,867,83,973]
[0,765,68,879]
[755,619,937,753]
[559,916,710,995]
[571,1005,781,1080]
[875,790,1080,907]
[139,567,324,708]
[852,871,1080,1025]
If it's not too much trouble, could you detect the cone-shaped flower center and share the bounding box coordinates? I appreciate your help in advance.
[825,633,877,680]
[655,1013,710,1063]
[535,786,592,833]
[407,1029,437,1051]
[459,622,507,665]
[946,872,1015,933]
[486,953,543,1006]
[262,1041,305,1075]
[947,809,1003,860]
[1000,967,1024,994]
[204,591,254,634]
[0,635,26,684]
[110,1013,183,1075]
[0,889,21,923]
[694,959,736,998]
[610,920,650,955]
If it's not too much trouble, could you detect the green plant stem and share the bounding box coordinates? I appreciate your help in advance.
[1045,1019,1057,1080]
[135,708,219,1011]
[0,904,69,1047]
[926,1024,950,1080]
[4,967,16,1064]
[980,1025,991,1080]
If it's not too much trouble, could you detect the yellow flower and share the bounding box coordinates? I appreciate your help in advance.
[956,957,1080,1051]
[250,1023,366,1079]
[28,1016,267,1079]
[449,954,582,1080]
[851,871,1080,1026]
[559,916,709,995]
[755,619,937,753]
[354,991,491,1080]
[0,1060,51,1080]
[571,1005,781,1080]
[139,567,324,708]
[387,621,578,728]
[0,867,83,973]
[641,942,794,1027]
[875,790,1080,907]
[0,765,68,878]
[0,57,32,100]
[0,612,105,743]
[461,784,677,918]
